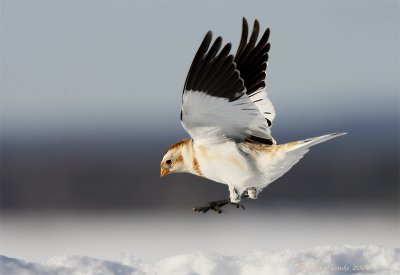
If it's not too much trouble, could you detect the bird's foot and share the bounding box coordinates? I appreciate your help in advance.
[193,196,247,214]
[230,202,246,210]
[193,199,229,214]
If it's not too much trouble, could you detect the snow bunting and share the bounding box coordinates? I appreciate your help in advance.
[161,18,345,213]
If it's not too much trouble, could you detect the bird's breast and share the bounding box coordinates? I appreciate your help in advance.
[193,142,253,185]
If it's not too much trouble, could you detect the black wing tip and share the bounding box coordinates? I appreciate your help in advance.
[206,31,213,41]
[253,19,260,30]
[242,17,269,27]
[242,17,260,25]
[242,17,249,27]
[203,31,213,44]
[243,18,270,39]
[185,27,246,101]
[199,31,213,54]
[235,17,271,95]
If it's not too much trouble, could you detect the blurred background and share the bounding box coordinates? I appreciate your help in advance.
[1,0,399,264]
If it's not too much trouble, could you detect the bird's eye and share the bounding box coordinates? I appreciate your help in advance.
[166,159,172,165]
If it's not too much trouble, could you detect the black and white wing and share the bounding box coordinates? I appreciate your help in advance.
[181,31,272,145]
[235,18,276,144]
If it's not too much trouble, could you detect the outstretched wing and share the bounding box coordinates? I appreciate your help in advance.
[181,31,272,145]
[235,18,276,144]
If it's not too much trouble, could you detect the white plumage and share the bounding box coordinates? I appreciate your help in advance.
[160,18,345,212]
[181,91,271,144]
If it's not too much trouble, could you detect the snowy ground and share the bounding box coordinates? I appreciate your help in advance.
[1,245,399,275]
[1,208,399,274]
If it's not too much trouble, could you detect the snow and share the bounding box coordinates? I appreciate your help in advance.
[2,209,398,264]
[1,245,399,275]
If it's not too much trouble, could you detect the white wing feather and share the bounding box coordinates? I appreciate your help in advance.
[249,88,276,125]
[181,91,271,144]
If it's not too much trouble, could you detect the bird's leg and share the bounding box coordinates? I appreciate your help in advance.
[229,186,241,203]
[193,191,249,214]
[246,187,258,199]
[234,190,248,208]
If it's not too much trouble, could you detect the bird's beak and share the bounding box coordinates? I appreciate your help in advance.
[160,167,169,177]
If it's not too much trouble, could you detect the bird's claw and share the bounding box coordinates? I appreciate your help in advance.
[193,201,222,214]
[193,198,246,214]
[231,202,245,210]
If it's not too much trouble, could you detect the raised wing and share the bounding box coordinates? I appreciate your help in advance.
[235,18,276,143]
[181,31,272,144]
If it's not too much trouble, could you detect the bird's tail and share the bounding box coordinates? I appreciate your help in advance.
[258,133,346,185]
[244,132,346,191]
[285,132,347,153]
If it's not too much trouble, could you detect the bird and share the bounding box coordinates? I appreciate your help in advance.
[160,18,345,214]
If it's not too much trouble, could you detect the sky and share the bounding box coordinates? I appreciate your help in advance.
[1,0,399,216]
[1,0,398,139]
[1,0,398,210]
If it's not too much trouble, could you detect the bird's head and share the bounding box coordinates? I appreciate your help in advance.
[160,139,190,177]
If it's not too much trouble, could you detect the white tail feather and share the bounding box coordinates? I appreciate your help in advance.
[258,133,346,185]
[285,133,347,152]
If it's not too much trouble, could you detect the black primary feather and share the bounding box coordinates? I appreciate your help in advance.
[183,32,245,102]
[234,18,270,96]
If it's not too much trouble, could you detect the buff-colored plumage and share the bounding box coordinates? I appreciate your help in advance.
[161,133,345,203]
[160,18,345,210]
